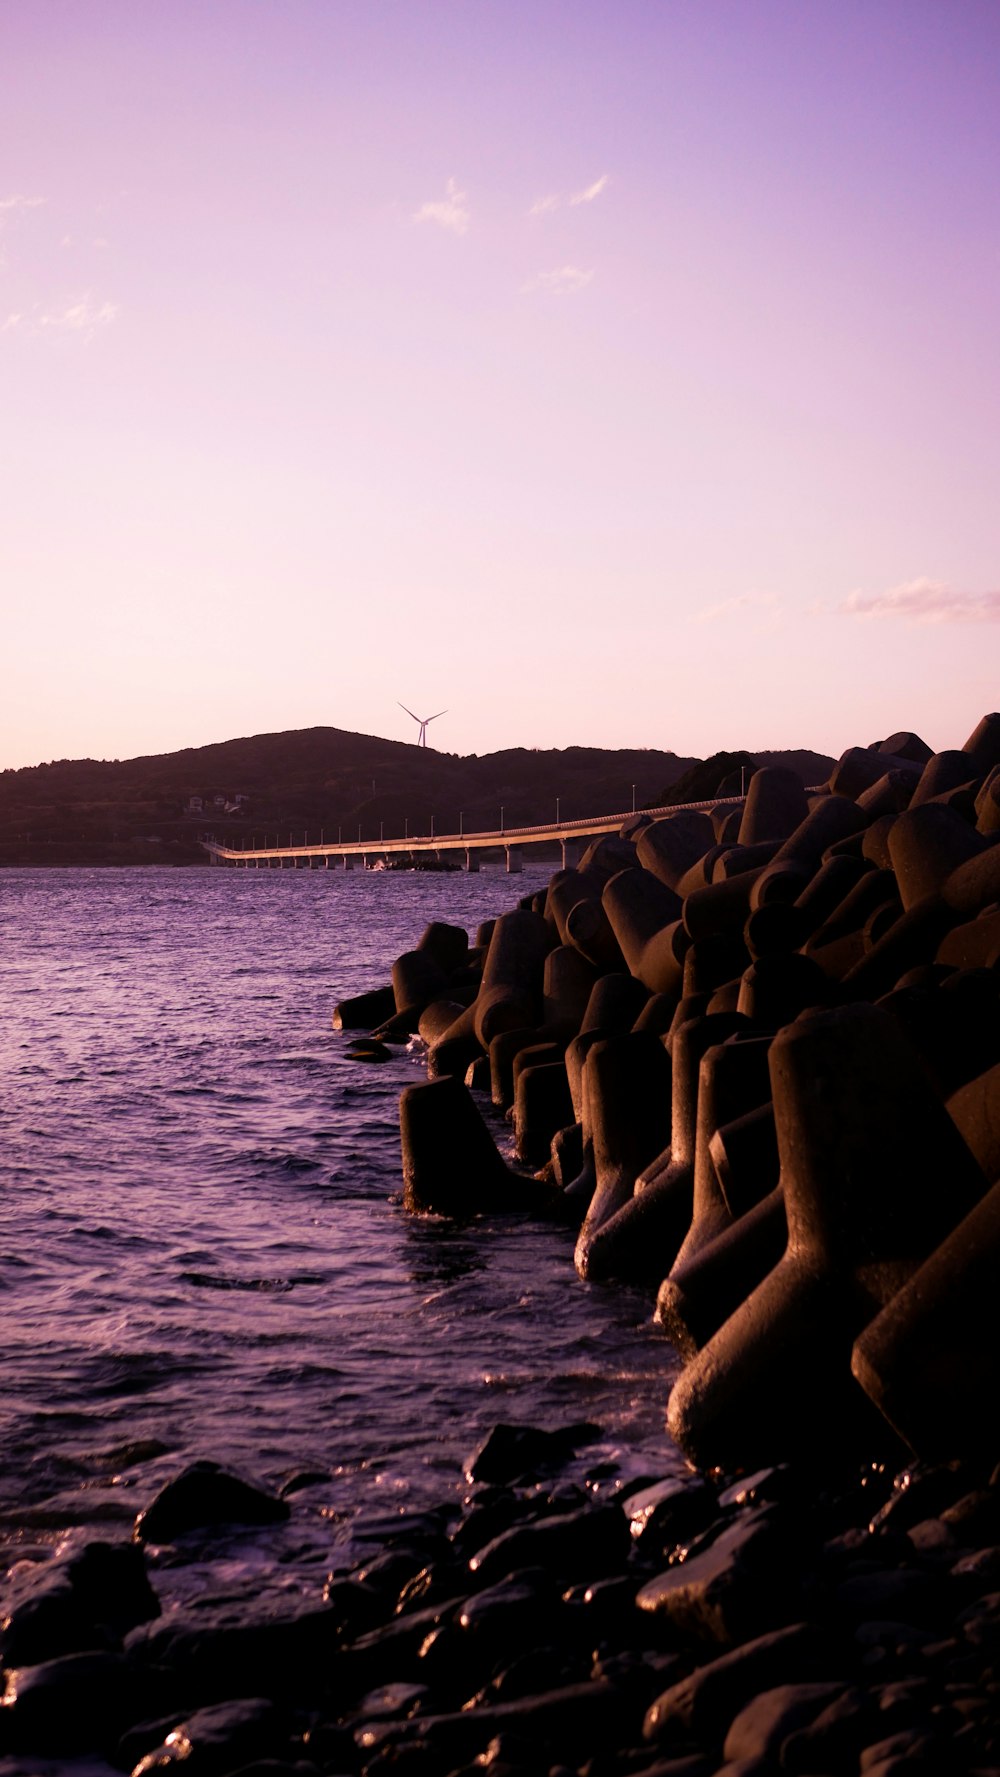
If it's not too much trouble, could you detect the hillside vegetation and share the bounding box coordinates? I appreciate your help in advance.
[0,727,835,865]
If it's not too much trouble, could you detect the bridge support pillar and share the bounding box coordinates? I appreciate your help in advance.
[343,853,355,871]
[465,848,479,872]
[560,837,583,869]
[505,845,523,875]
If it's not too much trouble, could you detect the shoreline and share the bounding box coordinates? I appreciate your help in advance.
[3,715,999,1773]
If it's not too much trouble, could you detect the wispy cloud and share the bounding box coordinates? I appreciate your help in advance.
[521,265,594,296]
[0,194,45,218]
[40,296,119,332]
[413,177,470,235]
[570,173,610,205]
[839,577,1000,624]
[693,591,782,625]
[528,174,610,218]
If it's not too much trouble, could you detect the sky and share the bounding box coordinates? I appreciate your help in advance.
[2,0,998,770]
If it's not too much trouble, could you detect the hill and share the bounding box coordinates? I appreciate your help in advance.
[0,728,835,866]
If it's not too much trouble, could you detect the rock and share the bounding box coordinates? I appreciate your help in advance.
[354,1679,628,1769]
[469,1502,630,1587]
[833,1568,951,1629]
[722,1681,847,1762]
[0,1650,160,1754]
[134,1461,290,1543]
[131,1698,302,1774]
[1,1539,159,1667]
[636,1510,799,1645]
[464,1421,599,1485]
[621,1477,715,1553]
[643,1621,843,1745]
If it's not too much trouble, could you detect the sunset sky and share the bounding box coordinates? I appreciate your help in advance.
[3,1,998,771]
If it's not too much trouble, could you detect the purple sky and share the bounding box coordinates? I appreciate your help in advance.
[3,1,998,770]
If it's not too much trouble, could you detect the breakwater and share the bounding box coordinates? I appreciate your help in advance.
[2,716,999,1775]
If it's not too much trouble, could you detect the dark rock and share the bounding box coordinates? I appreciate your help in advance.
[636,1509,800,1645]
[464,1421,599,1485]
[125,1603,354,1706]
[780,1684,882,1774]
[834,1567,952,1629]
[643,1621,844,1745]
[354,1680,628,1769]
[131,1698,303,1774]
[0,1650,161,1754]
[1,1538,160,1667]
[722,1681,847,1762]
[134,1461,290,1544]
[468,1501,629,1586]
[621,1478,716,1553]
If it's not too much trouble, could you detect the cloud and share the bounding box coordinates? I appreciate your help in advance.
[521,264,594,296]
[528,174,610,217]
[693,591,782,625]
[413,177,470,235]
[39,296,120,334]
[570,173,610,205]
[839,577,1000,624]
[0,194,45,216]
[2,313,23,333]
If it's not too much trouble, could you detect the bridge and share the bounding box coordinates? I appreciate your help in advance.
[201,794,747,874]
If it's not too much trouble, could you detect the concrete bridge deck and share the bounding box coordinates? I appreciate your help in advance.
[202,793,749,873]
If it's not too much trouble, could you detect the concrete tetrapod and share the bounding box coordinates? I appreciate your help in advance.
[601,869,685,995]
[400,1077,554,1217]
[474,911,552,1049]
[636,811,717,892]
[737,768,809,846]
[670,1035,774,1271]
[578,1013,746,1285]
[852,1178,1000,1459]
[666,1004,988,1471]
[573,1033,673,1279]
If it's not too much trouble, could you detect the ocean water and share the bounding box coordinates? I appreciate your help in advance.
[0,866,681,1623]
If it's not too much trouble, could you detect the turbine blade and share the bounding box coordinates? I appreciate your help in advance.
[426,710,448,723]
[397,703,420,722]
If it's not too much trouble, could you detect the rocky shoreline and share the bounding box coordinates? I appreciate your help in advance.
[3,713,999,1774]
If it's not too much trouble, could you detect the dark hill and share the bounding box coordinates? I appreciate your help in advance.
[0,727,834,865]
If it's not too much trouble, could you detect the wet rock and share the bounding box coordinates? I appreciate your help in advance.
[1,1650,161,1754]
[1,1538,160,1666]
[621,1477,717,1557]
[636,1510,799,1645]
[125,1603,353,1706]
[131,1697,304,1774]
[468,1501,629,1586]
[457,1567,560,1654]
[345,1038,393,1062]
[134,1461,290,1544]
[464,1421,599,1485]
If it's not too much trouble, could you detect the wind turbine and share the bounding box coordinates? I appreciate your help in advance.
[398,703,447,748]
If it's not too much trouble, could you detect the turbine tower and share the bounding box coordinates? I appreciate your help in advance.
[398,703,447,748]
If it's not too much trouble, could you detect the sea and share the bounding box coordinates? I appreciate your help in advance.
[0,865,682,1745]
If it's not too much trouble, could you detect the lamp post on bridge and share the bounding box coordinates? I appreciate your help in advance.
[632,784,636,814]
